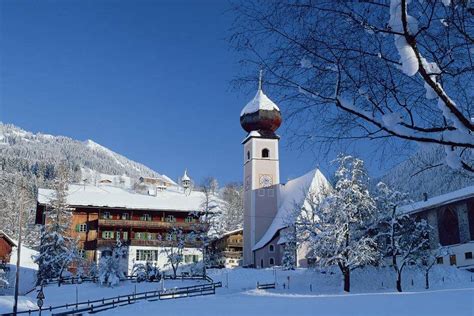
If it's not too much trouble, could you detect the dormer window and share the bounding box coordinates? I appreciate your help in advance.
[262,148,269,158]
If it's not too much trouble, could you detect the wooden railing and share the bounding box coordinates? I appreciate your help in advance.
[222,251,243,258]
[98,219,201,230]
[96,239,201,248]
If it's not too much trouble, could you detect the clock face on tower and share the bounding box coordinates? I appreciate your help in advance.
[259,174,273,188]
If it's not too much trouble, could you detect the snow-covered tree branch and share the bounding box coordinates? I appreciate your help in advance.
[231,0,474,171]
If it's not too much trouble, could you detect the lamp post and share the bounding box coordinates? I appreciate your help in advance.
[12,194,24,315]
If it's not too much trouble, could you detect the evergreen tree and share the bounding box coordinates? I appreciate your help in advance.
[0,264,8,291]
[35,164,77,285]
[281,227,297,270]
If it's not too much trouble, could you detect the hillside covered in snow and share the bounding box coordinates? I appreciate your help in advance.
[0,123,173,247]
[0,123,170,185]
[380,145,474,201]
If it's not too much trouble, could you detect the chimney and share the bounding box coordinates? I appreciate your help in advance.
[423,192,428,202]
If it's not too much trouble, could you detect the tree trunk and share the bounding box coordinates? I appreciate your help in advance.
[343,269,350,293]
[396,271,402,292]
[425,271,429,289]
[172,265,177,279]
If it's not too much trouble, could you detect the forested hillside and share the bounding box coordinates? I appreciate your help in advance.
[380,145,474,202]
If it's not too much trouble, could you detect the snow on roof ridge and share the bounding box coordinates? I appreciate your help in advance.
[240,89,280,117]
[398,185,474,215]
[38,183,206,212]
[220,228,243,238]
[0,230,17,246]
[252,168,330,251]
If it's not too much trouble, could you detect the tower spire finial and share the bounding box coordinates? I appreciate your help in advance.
[258,69,263,91]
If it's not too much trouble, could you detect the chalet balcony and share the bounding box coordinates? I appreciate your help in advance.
[222,250,243,258]
[96,238,202,248]
[98,218,206,231]
[226,241,242,248]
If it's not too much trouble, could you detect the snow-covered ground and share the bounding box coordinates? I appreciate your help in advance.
[0,266,472,315]
[102,266,474,316]
[1,244,39,296]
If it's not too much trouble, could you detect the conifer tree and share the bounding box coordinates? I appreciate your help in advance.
[35,163,77,285]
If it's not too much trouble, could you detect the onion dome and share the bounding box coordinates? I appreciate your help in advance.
[240,86,282,134]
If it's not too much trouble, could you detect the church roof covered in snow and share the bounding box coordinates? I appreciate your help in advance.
[252,168,331,251]
[38,184,206,212]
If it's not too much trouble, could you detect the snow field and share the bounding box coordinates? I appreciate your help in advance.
[0,266,472,315]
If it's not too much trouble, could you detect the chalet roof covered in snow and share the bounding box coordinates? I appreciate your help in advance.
[240,89,280,117]
[220,228,243,239]
[398,185,474,215]
[252,168,331,251]
[38,184,206,212]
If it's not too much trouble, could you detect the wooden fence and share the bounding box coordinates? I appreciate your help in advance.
[2,276,221,316]
[256,282,276,290]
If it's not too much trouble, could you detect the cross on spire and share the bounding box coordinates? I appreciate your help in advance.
[258,69,263,91]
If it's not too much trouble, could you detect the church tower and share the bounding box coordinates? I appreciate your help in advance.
[240,74,282,267]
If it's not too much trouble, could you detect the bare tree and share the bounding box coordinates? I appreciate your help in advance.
[230,0,474,171]
[162,227,185,279]
[418,245,450,289]
[220,182,244,232]
[375,182,430,292]
[193,177,222,275]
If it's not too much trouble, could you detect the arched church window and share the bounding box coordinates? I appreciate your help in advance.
[269,244,274,252]
[247,151,250,160]
[269,258,275,265]
[262,148,269,158]
[438,208,460,246]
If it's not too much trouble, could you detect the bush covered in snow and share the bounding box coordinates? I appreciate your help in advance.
[98,241,126,287]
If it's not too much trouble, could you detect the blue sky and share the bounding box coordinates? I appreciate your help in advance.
[0,0,399,185]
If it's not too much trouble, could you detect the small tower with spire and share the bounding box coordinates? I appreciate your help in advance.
[181,169,192,196]
[241,70,281,267]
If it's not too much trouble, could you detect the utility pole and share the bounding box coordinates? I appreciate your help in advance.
[13,190,24,314]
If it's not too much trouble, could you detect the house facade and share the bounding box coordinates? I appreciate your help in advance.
[209,229,243,268]
[0,230,16,264]
[35,177,207,275]
[399,187,474,269]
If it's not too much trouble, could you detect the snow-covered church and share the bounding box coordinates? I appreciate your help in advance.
[240,80,330,268]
